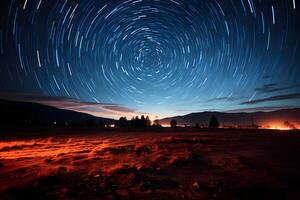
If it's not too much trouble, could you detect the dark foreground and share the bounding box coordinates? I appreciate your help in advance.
[0,129,300,200]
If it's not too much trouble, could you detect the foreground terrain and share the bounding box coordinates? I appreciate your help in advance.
[0,129,300,200]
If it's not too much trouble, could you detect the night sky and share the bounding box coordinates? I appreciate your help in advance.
[0,0,300,119]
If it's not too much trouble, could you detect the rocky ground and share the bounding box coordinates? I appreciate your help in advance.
[0,129,300,199]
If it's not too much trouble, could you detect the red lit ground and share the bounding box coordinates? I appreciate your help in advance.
[0,129,300,200]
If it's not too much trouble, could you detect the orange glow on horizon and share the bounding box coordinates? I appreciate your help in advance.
[267,126,293,130]
[261,121,299,131]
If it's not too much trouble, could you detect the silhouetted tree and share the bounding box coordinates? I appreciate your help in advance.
[145,116,151,126]
[117,115,152,128]
[209,115,219,128]
[132,116,140,127]
[117,117,128,127]
[170,119,177,128]
[152,119,162,128]
[141,115,147,126]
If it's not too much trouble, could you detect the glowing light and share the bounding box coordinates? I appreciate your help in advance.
[264,122,299,130]
[269,126,291,130]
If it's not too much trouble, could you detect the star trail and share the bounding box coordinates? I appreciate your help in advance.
[0,0,300,118]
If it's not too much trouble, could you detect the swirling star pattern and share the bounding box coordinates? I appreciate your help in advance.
[0,0,299,117]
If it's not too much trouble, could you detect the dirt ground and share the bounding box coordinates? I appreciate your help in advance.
[0,129,300,200]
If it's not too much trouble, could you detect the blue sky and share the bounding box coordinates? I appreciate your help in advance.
[0,0,300,119]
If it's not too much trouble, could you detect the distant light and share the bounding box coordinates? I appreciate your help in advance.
[268,125,291,130]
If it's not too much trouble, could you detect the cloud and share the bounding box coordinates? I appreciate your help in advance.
[254,83,299,94]
[240,93,300,105]
[0,92,144,119]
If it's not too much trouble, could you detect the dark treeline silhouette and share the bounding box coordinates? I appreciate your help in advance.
[116,115,162,128]
[118,116,221,129]
[168,116,220,128]
[116,116,149,128]
[153,119,162,128]
[166,116,221,129]
[170,119,177,127]
[209,115,220,128]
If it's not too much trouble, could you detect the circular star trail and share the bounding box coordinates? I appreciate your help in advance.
[0,0,299,117]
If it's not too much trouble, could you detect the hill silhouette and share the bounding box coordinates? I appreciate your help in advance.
[160,109,300,127]
[0,99,114,128]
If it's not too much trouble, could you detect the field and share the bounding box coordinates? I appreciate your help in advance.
[0,129,300,200]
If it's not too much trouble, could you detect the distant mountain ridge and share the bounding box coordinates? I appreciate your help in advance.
[160,109,300,127]
[0,99,115,127]
[2,98,300,128]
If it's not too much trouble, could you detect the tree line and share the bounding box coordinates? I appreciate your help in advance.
[116,115,161,128]
[116,115,220,128]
